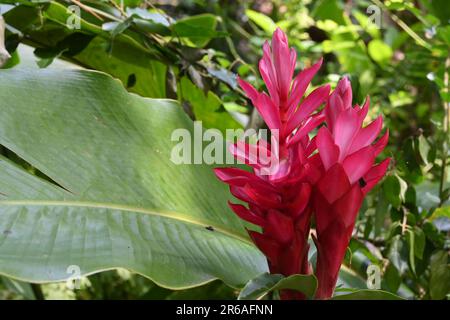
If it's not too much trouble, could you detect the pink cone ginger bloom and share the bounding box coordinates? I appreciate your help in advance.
[310,78,390,299]
[214,29,389,300]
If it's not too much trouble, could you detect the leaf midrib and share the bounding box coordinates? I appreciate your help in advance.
[0,200,252,245]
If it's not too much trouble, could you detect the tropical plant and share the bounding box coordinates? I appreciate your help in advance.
[0,0,448,300]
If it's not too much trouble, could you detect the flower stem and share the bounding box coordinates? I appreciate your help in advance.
[31,283,45,300]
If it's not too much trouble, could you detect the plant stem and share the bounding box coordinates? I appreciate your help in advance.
[31,283,45,300]
[438,56,450,206]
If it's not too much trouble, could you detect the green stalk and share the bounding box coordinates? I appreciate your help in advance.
[439,57,450,206]
[31,283,45,300]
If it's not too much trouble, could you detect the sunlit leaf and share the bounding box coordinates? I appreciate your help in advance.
[238,273,317,300]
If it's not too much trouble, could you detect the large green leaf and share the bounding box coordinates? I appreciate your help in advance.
[332,289,404,300]
[75,37,167,98]
[0,68,267,289]
[172,14,222,48]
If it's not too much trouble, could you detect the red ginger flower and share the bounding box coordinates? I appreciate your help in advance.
[310,78,390,299]
[214,29,329,299]
[214,29,389,300]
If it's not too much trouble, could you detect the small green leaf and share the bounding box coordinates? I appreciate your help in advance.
[311,0,346,25]
[429,250,450,300]
[417,135,431,165]
[397,175,408,203]
[388,91,414,108]
[126,8,172,35]
[172,14,223,47]
[178,77,242,132]
[206,67,238,89]
[245,9,278,34]
[413,227,425,260]
[332,289,404,300]
[437,25,450,46]
[383,174,407,208]
[406,229,416,275]
[368,40,393,65]
[238,273,317,300]
[383,263,401,293]
[406,226,425,275]
[103,18,133,38]
[375,189,389,236]
[337,265,368,290]
[388,235,409,275]
[383,175,401,208]
[429,206,450,220]
[1,50,20,69]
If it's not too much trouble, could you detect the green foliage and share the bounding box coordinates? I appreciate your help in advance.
[172,14,223,47]
[0,68,265,289]
[238,273,317,300]
[245,9,277,34]
[429,251,450,299]
[178,76,241,132]
[0,0,448,300]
